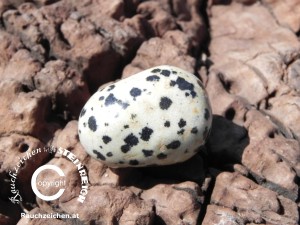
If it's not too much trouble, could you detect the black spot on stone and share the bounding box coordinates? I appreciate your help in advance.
[177,129,185,135]
[166,140,181,149]
[161,70,170,77]
[140,127,153,141]
[177,77,193,90]
[146,75,160,82]
[119,161,124,164]
[170,77,197,98]
[102,135,112,144]
[107,85,115,91]
[122,102,130,109]
[178,118,186,128]
[88,116,97,132]
[106,152,113,157]
[124,133,139,146]
[99,146,103,149]
[172,70,177,74]
[121,145,130,153]
[191,127,198,134]
[91,107,94,111]
[129,160,139,166]
[159,97,172,110]
[80,108,86,117]
[124,125,129,129]
[151,68,161,73]
[157,153,167,159]
[79,129,81,134]
[204,108,210,120]
[203,126,209,139]
[142,149,154,157]
[121,133,139,153]
[105,93,117,106]
[105,93,130,109]
[104,123,109,126]
[83,122,86,127]
[99,96,105,101]
[130,87,142,100]
[164,121,170,127]
[191,91,196,98]
[185,93,190,97]
[93,150,106,161]
[131,114,137,120]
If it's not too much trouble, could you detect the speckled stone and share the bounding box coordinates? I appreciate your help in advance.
[78,65,212,167]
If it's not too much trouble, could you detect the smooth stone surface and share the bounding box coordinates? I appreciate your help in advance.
[78,65,212,167]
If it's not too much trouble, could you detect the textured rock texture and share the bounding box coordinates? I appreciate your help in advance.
[0,0,299,225]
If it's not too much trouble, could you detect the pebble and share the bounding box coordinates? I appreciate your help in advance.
[78,65,212,167]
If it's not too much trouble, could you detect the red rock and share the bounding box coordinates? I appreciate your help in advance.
[262,0,300,33]
[141,181,203,225]
[34,60,90,118]
[0,80,56,141]
[175,0,207,51]
[202,205,243,225]
[208,172,298,224]
[287,59,300,92]
[1,49,41,82]
[0,134,47,203]
[265,93,300,142]
[137,0,177,37]
[204,1,300,224]
[0,31,23,73]
[209,2,300,107]
[122,36,195,78]
[242,109,300,200]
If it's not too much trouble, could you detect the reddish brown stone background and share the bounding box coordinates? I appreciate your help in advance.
[0,0,299,224]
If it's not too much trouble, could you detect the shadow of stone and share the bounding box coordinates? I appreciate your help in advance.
[113,152,206,189]
[206,115,250,168]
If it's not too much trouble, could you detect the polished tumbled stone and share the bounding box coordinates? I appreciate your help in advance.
[78,65,212,167]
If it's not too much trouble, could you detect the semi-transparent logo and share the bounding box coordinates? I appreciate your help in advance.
[31,164,66,201]
[8,146,89,204]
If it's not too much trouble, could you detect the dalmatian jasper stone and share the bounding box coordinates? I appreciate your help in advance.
[78,65,212,168]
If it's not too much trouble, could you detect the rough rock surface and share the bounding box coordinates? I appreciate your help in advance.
[0,0,299,225]
[203,172,298,224]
